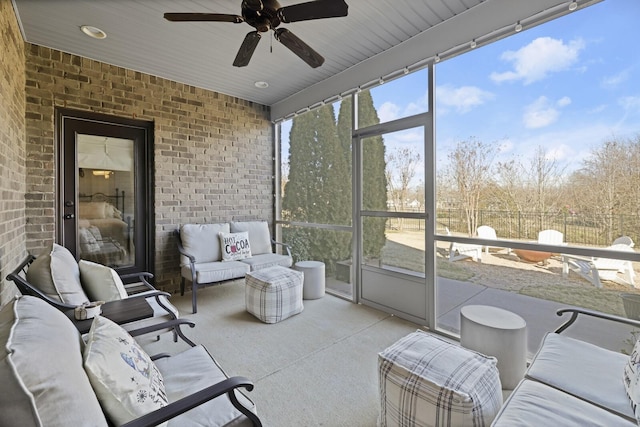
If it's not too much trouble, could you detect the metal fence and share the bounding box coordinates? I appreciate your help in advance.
[387,209,640,247]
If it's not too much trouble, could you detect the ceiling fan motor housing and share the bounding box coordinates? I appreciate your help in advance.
[242,0,281,32]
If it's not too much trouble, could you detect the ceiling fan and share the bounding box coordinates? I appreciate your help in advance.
[164,0,349,68]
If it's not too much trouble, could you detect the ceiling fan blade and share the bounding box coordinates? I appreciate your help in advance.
[233,31,262,67]
[278,0,348,23]
[164,13,243,23]
[274,28,324,68]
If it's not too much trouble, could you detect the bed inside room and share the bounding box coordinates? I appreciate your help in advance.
[78,191,132,267]
[77,134,135,268]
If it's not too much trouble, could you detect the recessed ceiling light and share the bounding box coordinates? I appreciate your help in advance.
[254,81,269,89]
[80,25,107,40]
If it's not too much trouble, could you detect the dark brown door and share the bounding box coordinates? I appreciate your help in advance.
[57,108,154,277]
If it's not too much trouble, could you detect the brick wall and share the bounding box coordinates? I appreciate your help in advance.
[0,0,27,305]
[23,45,274,293]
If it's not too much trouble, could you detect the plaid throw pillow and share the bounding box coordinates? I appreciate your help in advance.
[378,330,503,427]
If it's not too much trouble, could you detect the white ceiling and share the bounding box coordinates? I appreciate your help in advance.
[12,0,592,120]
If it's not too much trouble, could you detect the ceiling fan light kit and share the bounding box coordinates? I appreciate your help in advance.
[164,0,348,68]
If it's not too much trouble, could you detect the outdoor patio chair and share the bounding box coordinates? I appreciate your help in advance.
[538,229,564,245]
[561,243,636,288]
[6,244,186,340]
[447,228,483,263]
[613,236,635,247]
[0,295,261,427]
[477,225,498,255]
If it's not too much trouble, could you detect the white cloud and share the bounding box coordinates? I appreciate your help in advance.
[436,84,495,114]
[557,96,572,107]
[619,96,640,111]
[588,104,607,114]
[490,37,585,85]
[602,69,630,88]
[523,96,560,129]
[377,101,401,123]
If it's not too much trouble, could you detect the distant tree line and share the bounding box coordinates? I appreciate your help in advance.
[440,135,640,243]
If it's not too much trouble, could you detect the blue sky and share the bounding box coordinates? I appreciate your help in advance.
[372,0,640,178]
[281,0,640,186]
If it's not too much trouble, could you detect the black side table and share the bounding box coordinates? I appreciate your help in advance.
[66,297,154,334]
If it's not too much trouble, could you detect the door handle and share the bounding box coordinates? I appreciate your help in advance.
[64,201,75,207]
[63,213,75,220]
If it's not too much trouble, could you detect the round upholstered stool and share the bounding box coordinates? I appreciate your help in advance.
[460,305,527,389]
[294,261,325,300]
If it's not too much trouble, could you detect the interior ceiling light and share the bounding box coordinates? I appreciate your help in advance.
[80,25,107,39]
[569,1,578,11]
[254,81,269,89]
[434,55,441,63]
[470,39,477,49]
[515,22,523,32]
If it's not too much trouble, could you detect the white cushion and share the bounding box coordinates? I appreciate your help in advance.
[26,243,89,306]
[180,223,230,265]
[230,221,272,255]
[154,345,257,426]
[526,332,634,421]
[83,316,168,426]
[79,260,128,301]
[378,330,502,427]
[219,231,252,261]
[624,338,640,423]
[79,201,108,219]
[0,296,108,426]
[493,379,637,426]
[240,253,292,271]
[181,261,249,284]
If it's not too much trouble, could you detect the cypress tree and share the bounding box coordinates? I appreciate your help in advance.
[282,104,351,269]
[337,90,388,260]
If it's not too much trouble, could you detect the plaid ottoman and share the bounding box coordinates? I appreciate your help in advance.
[245,266,304,323]
[378,330,502,427]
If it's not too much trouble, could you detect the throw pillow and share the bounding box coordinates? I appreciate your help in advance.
[83,316,168,426]
[623,338,640,422]
[26,243,89,306]
[79,260,128,301]
[219,231,252,261]
[79,227,101,254]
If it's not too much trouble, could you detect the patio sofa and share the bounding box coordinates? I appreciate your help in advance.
[492,308,640,426]
[176,220,292,313]
[0,295,261,426]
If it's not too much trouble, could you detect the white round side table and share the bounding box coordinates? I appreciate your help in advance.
[294,261,325,300]
[460,305,527,390]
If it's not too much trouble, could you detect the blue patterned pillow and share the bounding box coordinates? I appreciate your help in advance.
[83,316,168,425]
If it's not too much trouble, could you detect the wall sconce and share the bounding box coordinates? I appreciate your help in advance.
[92,170,113,179]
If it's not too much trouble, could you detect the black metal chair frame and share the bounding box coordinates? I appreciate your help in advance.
[6,255,193,345]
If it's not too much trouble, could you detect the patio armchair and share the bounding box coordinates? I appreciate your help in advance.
[446,228,483,263]
[477,225,498,255]
[493,307,640,425]
[6,243,185,340]
[0,295,261,427]
[562,243,636,288]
